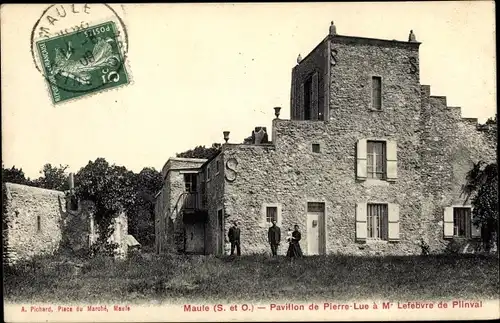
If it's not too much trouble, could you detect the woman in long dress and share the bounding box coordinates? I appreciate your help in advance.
[286,225,303,259]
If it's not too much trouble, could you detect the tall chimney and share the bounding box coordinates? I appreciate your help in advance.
[68,173,75,190]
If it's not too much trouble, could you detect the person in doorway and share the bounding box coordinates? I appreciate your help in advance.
[268,219,281,256]
[228,221,241,256]
[286,224,303,260]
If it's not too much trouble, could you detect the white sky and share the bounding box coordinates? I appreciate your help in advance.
[1,2,496,179]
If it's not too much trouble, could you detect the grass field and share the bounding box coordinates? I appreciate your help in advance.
[3,253,499,304]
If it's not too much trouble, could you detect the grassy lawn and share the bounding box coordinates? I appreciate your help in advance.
[3,253,499,304]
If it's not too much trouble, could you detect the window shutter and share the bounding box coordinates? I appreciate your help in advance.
[355,203,367,241]
[443,207,454,239]
[356,139,367,180]
[470,207,481,238]
[299,82,305,120]
[312,72,319,120]
[386,140,397,181]
[388,203,400,241]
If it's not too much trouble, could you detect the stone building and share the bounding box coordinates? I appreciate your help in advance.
[154,23,496,256]
[3,174,130,263]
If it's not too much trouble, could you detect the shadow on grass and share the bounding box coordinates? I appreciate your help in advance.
[4,253,499,304]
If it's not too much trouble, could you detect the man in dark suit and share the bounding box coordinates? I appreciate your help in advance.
[228,221,241,256]
[268,219,281,256]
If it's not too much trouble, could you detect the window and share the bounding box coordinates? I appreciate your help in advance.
[216,160,220,174]
[307,202,325,213]
[206,167,211,181]
[312,144,321,153]
[453,208,472,238]
[356,203,399,242]
[372,76,382,110]
[36,215,41,232]
[266,207,278,223]
[304,76,312,120]
[367,141,386,179]
[367,203,388,240]
[184,173,197,192]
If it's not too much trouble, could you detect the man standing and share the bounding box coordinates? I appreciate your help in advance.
[228,221,241,256]
[268,220,281,256]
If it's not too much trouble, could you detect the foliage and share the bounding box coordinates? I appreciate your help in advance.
[126,167,163,246]
[461,161,498,251]
[74,158,136,254]
[31,164,70,191]
[1,164,32,185]
[482,115,497,145]
[176,145,220,159]
[419,238,430,256]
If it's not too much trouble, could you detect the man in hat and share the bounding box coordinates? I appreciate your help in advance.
[268,219,281,256]
[228,221,241,256]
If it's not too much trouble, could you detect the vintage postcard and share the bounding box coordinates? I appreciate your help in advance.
[1,2,498,322]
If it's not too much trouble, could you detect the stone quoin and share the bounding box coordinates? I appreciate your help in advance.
[154,22,495,256]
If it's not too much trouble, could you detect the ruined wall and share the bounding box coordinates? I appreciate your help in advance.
[420,86,497,252]
[4,183,131,261]
[4,183,65,261]
[108,212,128,258]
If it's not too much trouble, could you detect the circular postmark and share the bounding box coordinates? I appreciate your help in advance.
[30,4,130,103]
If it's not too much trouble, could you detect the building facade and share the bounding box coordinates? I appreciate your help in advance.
[154,24,496,256]
[3,176,130,263]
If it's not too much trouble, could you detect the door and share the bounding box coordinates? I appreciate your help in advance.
[185,223,205,254]
[217,209,224,255]
[307,202,326,255]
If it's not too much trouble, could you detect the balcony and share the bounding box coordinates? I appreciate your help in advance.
[177,192,208,224]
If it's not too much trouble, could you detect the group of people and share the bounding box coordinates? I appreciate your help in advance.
[227,220,303,258]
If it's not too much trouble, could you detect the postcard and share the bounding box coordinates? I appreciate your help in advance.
[1,2,498,322]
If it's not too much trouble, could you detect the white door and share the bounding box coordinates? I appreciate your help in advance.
[307,212,320,255]
[307,211,325,255]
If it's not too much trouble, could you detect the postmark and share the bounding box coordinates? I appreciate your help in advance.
[30,4,131,104]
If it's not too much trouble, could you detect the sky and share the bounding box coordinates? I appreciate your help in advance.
[1,2,496,179]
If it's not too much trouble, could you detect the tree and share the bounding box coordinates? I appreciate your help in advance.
[176,145,220,159]
[478,115,497,146]
[461,161,498,251]
[125,167,162,247]
[1,164,31,185]
[31,164,69,191]
[74,158,136,254]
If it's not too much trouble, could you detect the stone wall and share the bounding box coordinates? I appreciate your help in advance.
[4,183,131,262]
[419,86,496,252]
[3,183,65,261]
[203,153,225,255]
[221,107,495,256]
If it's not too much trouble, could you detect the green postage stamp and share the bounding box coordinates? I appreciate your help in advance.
[35,21,129,104]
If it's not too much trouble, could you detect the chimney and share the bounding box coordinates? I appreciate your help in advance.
[68,173,75,190]
[254,127,268,144]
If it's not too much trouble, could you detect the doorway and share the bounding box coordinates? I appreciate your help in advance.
[185,222,205,254]
[217,209,224,255]
[306,202,326,255]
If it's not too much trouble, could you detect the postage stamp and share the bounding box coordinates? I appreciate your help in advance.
[35,21,129,104]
